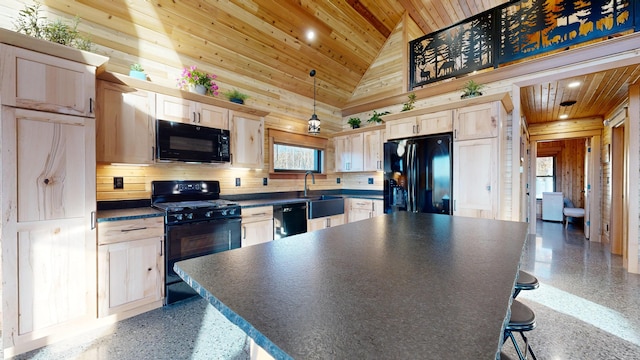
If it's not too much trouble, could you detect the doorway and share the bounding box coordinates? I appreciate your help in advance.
[611,124,625,256]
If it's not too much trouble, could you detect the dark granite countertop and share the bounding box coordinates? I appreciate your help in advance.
[96,207,164,222]
[175,212,528,359]
[233,193,382,209]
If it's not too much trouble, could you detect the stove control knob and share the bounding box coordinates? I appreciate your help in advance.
[221,209,228,216]
[229,208,237,215]
[205,211,213,218]
[175,214,183,221]
[186,213,193,220]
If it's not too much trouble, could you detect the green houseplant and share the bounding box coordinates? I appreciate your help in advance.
[401,93,417,111]
[461,80,484,99]
[129,63,146,80]
[14,2,93,51]
[347,117,361,129]
[368,110,390,124]
[223,89,249,104]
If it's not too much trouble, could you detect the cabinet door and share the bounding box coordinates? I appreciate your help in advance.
[0,45,96,117]
[453,138,497,219]
[334,136,348,172]
[417,110,453,135]
[327,214,345,227]
[98,237,163,317]
[96,81,155,164]
[348,199,373,222]
[386,117,417,140]
[307,217,328,232]
[363,130,383,171]
[230,111,264,168]
[199,103,229,129]
[372,199,385,217]
[155,93,196,123]
[348,133,364,172]
[454,103,498,141]
[2,107,96,340]
[242,219,274,247]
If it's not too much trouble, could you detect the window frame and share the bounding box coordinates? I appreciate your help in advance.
[535,156,555,199]
[268,129,328,179]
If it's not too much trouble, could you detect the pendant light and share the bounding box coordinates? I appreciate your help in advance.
[308,69,320,134]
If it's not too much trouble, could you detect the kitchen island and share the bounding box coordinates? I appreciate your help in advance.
[175,212,528,359]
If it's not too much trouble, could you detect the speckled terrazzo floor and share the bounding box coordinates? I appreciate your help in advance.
[11,219,640,360]
[502,220,640,360]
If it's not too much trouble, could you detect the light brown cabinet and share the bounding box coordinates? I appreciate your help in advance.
[454,102,498,140]
[241,206,274,247]
[334,133,364,172]
[97,217,164,317]
[363,129,385,171]
[0,44,97,117]
[156,93,229,129]
[307,214,345,231]
[386,110,452,140]
[347,198,384,222]
[452,101,505,219]
[96,80,155,164]
[230,111,264,168]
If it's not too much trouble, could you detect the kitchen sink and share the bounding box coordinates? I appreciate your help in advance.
[305,195,345,219]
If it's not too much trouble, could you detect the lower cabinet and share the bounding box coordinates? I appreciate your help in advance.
[307,214,345,231]
[241,206,274,247]
[97,216,164,318]
[347,198,384,223]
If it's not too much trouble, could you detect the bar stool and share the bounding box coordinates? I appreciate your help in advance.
[504,299,538,360]
[513,270,539,298]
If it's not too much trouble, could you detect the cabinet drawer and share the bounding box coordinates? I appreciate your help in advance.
[350,199,373,211]
[98,216,164,245]
[242,206,273,223]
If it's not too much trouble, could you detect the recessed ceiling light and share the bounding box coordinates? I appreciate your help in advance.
[559,114,569,119]
[306,30,315,41]
[568,81,581,88]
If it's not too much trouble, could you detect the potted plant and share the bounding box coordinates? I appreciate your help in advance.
[223,89,249,104]
[367,110,390,124]
[401,93,417,111]
[347,117,361,129]
[129,63,146,80]
[177,66,219,96]
[461,80,484,99]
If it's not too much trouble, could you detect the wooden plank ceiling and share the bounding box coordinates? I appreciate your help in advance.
[44,0,635,124]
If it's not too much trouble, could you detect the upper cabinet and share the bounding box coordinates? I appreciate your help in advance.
[230,111,264,168]
[96,81,155,164]
[454,102,499,140]
[335,133,364,172]
[363,129,385,171]
[156,93,229,129]
[0,44,97,117]
[386,110,453,140]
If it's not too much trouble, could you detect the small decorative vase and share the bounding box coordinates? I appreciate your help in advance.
[351,124,360,129]
[193,84,207,95]
[129,70,146,80]
[230,98,244,104]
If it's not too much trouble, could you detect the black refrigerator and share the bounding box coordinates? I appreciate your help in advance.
[384,133,452,214]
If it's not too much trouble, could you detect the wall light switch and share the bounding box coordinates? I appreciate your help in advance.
[235,178,241,187]
[114,177,124,189]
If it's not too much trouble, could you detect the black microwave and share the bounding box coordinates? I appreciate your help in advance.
[156,119,230,163]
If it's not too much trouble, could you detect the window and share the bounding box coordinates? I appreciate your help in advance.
[536,156,555,199]
[273,144,322,172]
[268,129,327,178]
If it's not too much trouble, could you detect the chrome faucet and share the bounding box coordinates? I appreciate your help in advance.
[304,171,315,197]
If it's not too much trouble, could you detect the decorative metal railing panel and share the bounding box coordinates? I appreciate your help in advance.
[409,0,639,90]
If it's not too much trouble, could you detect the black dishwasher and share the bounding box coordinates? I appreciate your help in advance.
[273,202,307,239]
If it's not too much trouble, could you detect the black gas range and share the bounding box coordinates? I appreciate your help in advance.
[151,180,242,304]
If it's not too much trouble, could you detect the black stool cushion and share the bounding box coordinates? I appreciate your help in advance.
[508,300,536,331]
[515,270,539,291]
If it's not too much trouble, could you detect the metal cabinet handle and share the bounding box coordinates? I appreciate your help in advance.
[90,98,94,114]
[198,112,201,123]
[121,227,147,232]
[192,111,197,123]
[90,211,96,230]
[242,225,247,239]
[416,124,420,133]
[326,218,331,227]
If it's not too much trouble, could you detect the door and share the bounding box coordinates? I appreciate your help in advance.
[453,138,497,218]
[611,125,625,255]
[2,107,96,338]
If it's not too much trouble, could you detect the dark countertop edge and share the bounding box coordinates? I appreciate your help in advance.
[173,264,293,360]
[96,207,164,222]
[228,190,382,209]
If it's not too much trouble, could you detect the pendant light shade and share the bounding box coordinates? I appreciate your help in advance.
[308,69,320,134]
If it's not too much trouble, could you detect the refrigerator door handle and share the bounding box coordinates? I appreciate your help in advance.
[407,143,417,212]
